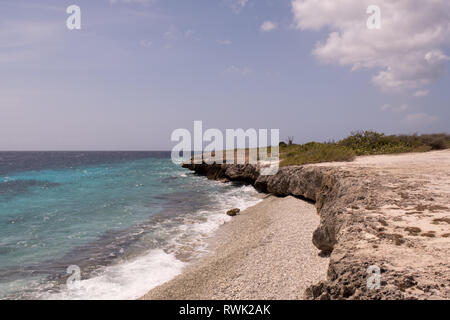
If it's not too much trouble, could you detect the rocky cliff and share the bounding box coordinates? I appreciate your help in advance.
[182,151,450,300]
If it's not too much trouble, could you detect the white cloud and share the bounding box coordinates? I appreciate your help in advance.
[403,112,438,125]
[380,104,391,111]
[0,21,59,49]
[161,27,196,47]
[139,40,152,48]
[291,0,450,92]
[163,30,177,41]
[217,39,232,45]
[414,90,430,97]
[399,104,409,112]
[381,104,408,112]
[161,26,178,49]
[226,0,248,14]
[261,21,277,32]
[0,20,61,64]
[184,29,194,39]
[225,65,253,76]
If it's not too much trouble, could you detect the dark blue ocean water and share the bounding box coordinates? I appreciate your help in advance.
[0,152,261,299]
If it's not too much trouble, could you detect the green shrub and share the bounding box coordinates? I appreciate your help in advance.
[273,131,450,167]
[280,142,355,166]
[396,133,450,151]
[417,134,450,150]
[338,131,450,156]
[338,131,414,155]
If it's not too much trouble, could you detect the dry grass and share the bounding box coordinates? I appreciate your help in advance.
[191,131,449,168]
[279,142,355,167]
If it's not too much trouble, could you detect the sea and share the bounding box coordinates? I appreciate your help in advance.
[0,152,261,300]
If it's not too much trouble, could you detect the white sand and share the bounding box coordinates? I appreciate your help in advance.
[141,195,329,300]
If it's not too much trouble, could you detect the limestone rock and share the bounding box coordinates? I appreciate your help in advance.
[227,208,240,216]
[181,151,450,300]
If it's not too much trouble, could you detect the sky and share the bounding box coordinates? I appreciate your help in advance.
[0,0,449,150]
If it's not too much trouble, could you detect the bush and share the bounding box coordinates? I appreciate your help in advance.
[417,134,450,150]
[278,131,449,167]
[338,131,414,155]
[396,133,450,151]
[280,142,355,166]
[338,131,450,156]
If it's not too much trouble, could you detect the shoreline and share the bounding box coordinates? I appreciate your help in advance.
[147,149,450,300]
[141,195,328,299]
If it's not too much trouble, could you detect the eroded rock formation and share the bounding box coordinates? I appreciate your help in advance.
[182,151,450,300]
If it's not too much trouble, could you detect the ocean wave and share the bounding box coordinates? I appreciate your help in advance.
[42,182,262,300]
[41,249,184,300]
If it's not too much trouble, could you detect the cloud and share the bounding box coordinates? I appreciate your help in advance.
[225,65,253,75]
[0,21,59,49]
[291,0,450,92]
[161,26,178,49]
[0,20,61,64]
[217,39,232,45]
[163,30,177,41]
[139,40,152,48]
[260,21,277,32]
[381,104,408,112]
[414,90,430,97]
[184,29,194,39]
[226,0,248,14]
[160,27,196,47]
[380,104,391,111]
[403,112,438,125]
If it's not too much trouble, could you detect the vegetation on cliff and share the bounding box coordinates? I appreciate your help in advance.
[280,131,450,166]
[338,131,450,155]
[280,142,355,166]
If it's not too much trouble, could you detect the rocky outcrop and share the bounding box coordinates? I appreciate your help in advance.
[182,162,350,253]
[227,208,240,216]
[182,152,450,300]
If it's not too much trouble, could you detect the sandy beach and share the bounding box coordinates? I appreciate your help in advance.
[142,195,329,300]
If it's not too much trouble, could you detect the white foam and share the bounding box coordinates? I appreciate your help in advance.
[169,184,263,254]
[42,249,185,300]
[43,183,261,300]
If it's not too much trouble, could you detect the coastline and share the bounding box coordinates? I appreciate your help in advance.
[142,195,328,299]
[143,149,450,300]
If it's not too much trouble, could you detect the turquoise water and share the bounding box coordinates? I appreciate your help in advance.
[0,152,261,299]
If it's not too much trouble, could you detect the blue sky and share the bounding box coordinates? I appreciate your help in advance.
[1,0,449,150]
